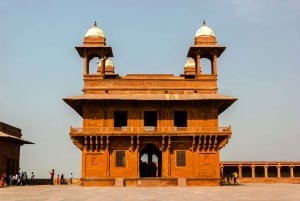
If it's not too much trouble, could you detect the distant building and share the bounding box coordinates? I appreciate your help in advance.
[220,161,300,184]
[64,21,236,186]
[0,122,33,176]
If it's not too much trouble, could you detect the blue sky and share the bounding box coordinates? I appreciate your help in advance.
[1,0,299,178]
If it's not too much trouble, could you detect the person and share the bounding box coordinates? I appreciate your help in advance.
[226,173,231,184]
[8,174,13,186]
[24,172,28,185]
[30,172,35,185]
[60,174,65,185]
[69,173,73,184]
[0,174,5,187]
[20,172,24,185]
[50,169,55,185]
[56,174,60,185]
[232,172,238,184]
[16,173,20,185]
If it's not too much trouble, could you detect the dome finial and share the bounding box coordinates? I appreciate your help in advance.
[203,20,206,26]
[94,21,97,27]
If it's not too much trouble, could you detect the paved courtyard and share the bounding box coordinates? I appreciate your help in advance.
[0,183,299,201]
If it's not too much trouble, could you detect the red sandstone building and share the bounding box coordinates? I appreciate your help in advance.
[64,22,300,186]
[64,21,236,186]
[0,122,33,177]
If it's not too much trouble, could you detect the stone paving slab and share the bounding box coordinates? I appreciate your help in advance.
[0,183,299,201]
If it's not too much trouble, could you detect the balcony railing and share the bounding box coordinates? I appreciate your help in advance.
[69,126,231,136]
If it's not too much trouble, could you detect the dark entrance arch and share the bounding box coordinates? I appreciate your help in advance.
[139,143,162,177]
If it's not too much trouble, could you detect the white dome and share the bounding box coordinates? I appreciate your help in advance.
[97,58,114,67]
[184,58,195,67]
[84,22,105,38]
[195,21,215,37]
[105,58,114,67]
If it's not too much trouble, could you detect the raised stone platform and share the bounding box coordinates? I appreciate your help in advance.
[0,183,299,201]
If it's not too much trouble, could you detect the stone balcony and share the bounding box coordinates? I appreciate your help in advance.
[69,126,231,136]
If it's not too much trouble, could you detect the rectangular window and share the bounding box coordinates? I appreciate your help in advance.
[144,111,157,128]
[116,151,125,167]
[176,150,186,167]
[174,111,187,127]
[114,111,128,128]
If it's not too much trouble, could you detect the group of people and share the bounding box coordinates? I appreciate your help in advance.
[50,169,73,185]
[225,172,239,185]
[140,161,158,177]
[0,171,35,187]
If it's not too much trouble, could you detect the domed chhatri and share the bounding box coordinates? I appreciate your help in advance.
[183,57,196,75]
[195,20,215,37]
[85,21,105,38]
[105,58,114,67]
[194,20,217,46]
[97,58,115,74]
[83,21,107,46]
[184,57,195,68]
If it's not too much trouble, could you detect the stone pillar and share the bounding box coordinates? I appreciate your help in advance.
[100,57,105,75]
[195,54,201,76]
[137,136,140,177]
[290,166,294,178]
[238,165,242,178]
[212,55,217,75]
[168,136,171,176]
[84,136,88,150]
[251,164,255,178]
[82,150,86,177]
[84,57,88,75]
[220,166,224,179]
[264,165,268,178]
[106,136,110,176]
[277,166,281,178]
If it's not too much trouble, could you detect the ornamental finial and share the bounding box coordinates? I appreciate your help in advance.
[94,21,97,27]
[203,20,206,26]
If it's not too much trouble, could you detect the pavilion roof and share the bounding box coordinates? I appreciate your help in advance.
[0,131,34,144]
[63,93,237,117]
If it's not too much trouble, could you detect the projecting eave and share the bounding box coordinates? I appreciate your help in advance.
[0,132,34,145]
[75,46,113,58]
[63,94,237,116]
[187,46,226,58]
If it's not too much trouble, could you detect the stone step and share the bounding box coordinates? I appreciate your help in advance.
[135,178,177,187]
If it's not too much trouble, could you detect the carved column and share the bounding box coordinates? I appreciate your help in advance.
[212,54,217,75]
[82,150,86,177]
[264,165,268,178]
[84,136,88,151]
[84,57,88,75]
[290,166,294,178]
[106,136,110,176]
[220,165,224,179]
[277,165,281,178]
[90,136,93,151]
[137,136,140,177]
[238,164,242,178]
[195,54,201,76]
[168,136,171,176]
[251,164,255,178]
[95,136,98,150]
[100,57,105,75]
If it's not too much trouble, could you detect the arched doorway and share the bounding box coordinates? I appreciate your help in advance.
[139,143,162,177]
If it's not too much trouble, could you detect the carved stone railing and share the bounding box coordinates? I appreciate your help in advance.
[69,126,231,136]
[83,76,217,90]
